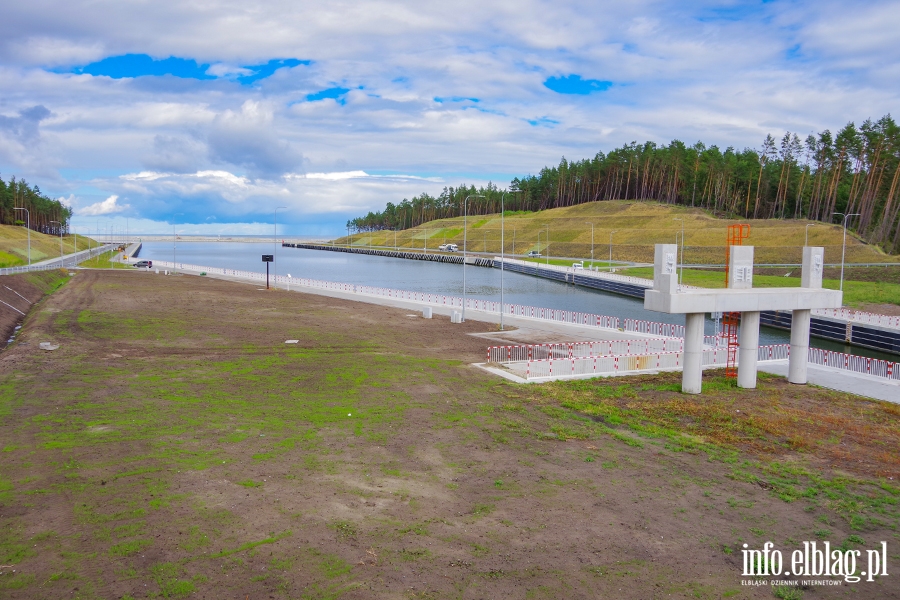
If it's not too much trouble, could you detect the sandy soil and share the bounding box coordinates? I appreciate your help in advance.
[0,270,897,599]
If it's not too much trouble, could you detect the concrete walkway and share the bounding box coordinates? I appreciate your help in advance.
[759,360,900,404]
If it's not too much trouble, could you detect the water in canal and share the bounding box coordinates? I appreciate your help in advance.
[141,241,891,358]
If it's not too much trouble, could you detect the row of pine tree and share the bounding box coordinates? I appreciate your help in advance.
[0,175,72,235]
[349,114,900,253]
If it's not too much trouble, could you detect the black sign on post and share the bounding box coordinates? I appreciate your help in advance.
[262,254,274,289]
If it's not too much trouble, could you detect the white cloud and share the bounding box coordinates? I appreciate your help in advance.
[79,194,129,216]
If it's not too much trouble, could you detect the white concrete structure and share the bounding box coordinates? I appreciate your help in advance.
[644,244,842,394]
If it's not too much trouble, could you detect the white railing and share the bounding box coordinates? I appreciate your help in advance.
[512,344,788,380]
[0,244,118,275]
[153,259,711,334]
[758,344,791,361]
[623,318,685,338]
[487,338,686,363]
[813,308,900,331]
[487,335,734,363]
[809,348,899,380]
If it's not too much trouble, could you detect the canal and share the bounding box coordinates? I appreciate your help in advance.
[141,241,893,359]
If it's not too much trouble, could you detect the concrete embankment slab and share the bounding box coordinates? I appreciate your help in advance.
[759,360,900,404]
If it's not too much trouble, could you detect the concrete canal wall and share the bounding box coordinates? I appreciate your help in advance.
[282,243,495,267]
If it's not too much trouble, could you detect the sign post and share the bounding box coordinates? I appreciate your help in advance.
[262,254,273,289]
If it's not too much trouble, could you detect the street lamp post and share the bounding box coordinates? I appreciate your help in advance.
[50,221,63,258]
[609,230,617,268]
[274,206,287,289]
[172,213,183,269]
[13,208,30,265]
[589,223,594,269]
[805,223,814,246]
[500,193,509,330]
[833,212,860,292]
[461,194,484,322]
[545,225,549,265]
[673,218,684,286]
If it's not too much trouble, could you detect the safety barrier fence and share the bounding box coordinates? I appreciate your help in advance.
[809,347,899,380]
[514,345,789,380]
[812,308,900,331]
[622,318,684,338]
[0,244,118,276]
[150,260,688,335]
[486,336,729,363]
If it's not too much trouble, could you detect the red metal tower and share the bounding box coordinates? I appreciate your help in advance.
[723,224,750,378]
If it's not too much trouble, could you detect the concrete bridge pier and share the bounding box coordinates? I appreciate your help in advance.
[645,243,840,395]
[789,309,811,383]
[683,312,705,394]
[737,311,760,389]
[788,247,825,384]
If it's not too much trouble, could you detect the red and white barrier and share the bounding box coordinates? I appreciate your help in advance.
[814,308,900,331]
[512,344,787,380]
[808,348,899,380]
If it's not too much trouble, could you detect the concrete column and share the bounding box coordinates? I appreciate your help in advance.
[789,309,811,384]
[682,313,705,394]
[737,311,760,389]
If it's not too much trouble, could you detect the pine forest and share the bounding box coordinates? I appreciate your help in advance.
[0,174,73,235]
[349,114,900,253]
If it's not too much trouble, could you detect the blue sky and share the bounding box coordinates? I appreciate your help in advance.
[0,0,898,237]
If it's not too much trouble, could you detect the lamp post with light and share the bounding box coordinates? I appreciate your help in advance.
[673,218,684,286]
[13,208,30,265]
[609,230,617,269]
[461,194,484,322]
[274,206,287,289]
[589,223,594,269]
[833,212,860,292]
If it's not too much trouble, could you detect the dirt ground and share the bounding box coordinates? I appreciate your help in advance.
[0,271,65,344]
[0,270,898,599]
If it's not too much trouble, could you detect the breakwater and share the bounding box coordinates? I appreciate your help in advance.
[282,243,496,267]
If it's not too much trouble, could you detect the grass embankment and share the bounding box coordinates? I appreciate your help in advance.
[331,201,899,265]
[78,250,132,269]
[0,225,97,267]
[1,271,898,598]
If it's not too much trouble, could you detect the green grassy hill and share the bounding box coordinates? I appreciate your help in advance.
[333,201,899,265]
[0,225,97,267]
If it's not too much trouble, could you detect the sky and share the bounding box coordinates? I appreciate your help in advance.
[1,0,898,237]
